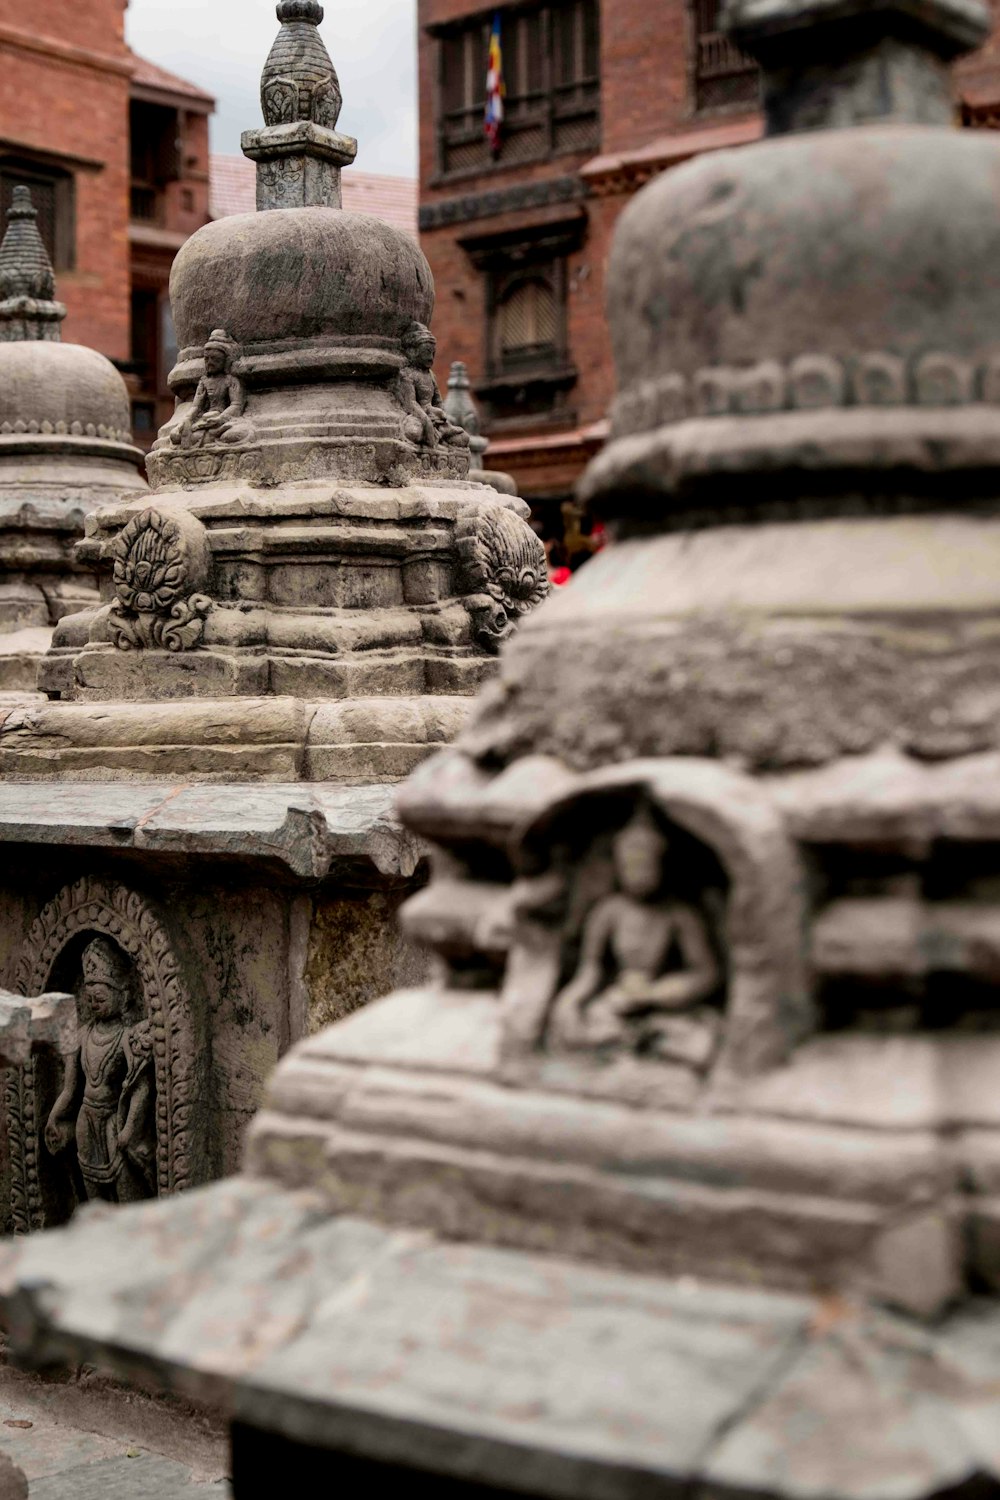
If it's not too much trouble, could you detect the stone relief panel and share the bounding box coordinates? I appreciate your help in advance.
[44,937,156,1205]
[5,878,204,1231]
[109,508,212,653]
[456,507,549,653]
[499,761,811,1083]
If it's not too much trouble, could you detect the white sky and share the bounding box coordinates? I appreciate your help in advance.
[124,0,418,177]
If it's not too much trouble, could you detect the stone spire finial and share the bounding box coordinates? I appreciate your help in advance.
[242,0,357,210]
[444,362,487,463]
[724,0,990,133]
[276,0,324,22]
[262,0,340,129]
[0,186,66,343]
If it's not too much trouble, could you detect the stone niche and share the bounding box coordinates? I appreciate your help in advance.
[0,818,423,1233]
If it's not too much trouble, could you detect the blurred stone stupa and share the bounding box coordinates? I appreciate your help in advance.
[12,0,1000,1493]
[444,359,518,494]
[0,3,546,1233]
[0,187,142,696]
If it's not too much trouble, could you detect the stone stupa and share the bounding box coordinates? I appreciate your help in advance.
[0,1,546,1233]
[5,0,1000,1492]
[0,186,143,697]
[443,358,518,494]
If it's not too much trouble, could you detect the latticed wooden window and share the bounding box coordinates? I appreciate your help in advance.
[498,278,559,361]
[437,1,600,176]
[0,163,74,271]
[693,0,759,112]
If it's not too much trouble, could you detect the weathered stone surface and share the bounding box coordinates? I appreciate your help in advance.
[0,990,75,1069]
[0,782,422,879]
[2,1176,1000,1500]
[0,189,143,701]
[16,0,1000,1492]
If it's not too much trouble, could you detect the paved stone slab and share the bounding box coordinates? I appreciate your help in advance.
[27,1453,228,1499]
[0,1352,229,1498]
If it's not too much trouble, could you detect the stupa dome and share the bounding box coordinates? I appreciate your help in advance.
[583,0,1000,511]
[0,186,138,456]
[0,340,133,449]
[169,206,434,355]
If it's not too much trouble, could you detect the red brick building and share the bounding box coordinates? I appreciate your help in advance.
[0,0,212,446]
[418,0,1000,533]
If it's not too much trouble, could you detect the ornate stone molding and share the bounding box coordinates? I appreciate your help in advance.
[456,506,549,653]
[109,508,212,652]
[0,418,132,442]
[6,877,203,1232]
[610,351,1000,436]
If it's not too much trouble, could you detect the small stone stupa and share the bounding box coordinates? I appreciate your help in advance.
[443,359,517,494]
[0,4,545,1234]
[0,187,142,696]
[5,0,1000,1491]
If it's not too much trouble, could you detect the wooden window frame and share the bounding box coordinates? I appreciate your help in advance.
[459,213,584,425]
[690,0,759,116]
[433,0,600,183]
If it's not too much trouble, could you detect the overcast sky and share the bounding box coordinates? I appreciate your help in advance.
[125,0,418,177]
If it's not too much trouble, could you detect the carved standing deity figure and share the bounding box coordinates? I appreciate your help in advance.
[44,937,156,1203]
[396,323,472,451]
[171,329,256,449]
[550,807,722,1069]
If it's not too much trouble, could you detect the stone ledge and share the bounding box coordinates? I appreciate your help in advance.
[0,781,425,882]
[1,1176,999,1500]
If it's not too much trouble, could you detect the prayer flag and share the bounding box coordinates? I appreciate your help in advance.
[485,14,504,154]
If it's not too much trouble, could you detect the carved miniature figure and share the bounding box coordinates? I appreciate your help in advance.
[549,806,722,1068]
[397,323,472,451]
[171,329,256,449]
[44,937,156,1203]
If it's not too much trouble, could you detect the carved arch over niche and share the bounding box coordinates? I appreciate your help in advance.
[501,758,811,1082]
[5,877,204,1233]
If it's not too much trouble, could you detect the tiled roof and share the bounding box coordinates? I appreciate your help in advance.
[210,154,418,239]
[130,52,215,107]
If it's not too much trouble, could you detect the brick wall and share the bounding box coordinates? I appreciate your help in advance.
[0,0,132,360]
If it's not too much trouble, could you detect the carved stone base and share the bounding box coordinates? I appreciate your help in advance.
[0,783,430,1232]
[0,694,478,780]
[243,984,982,1318]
